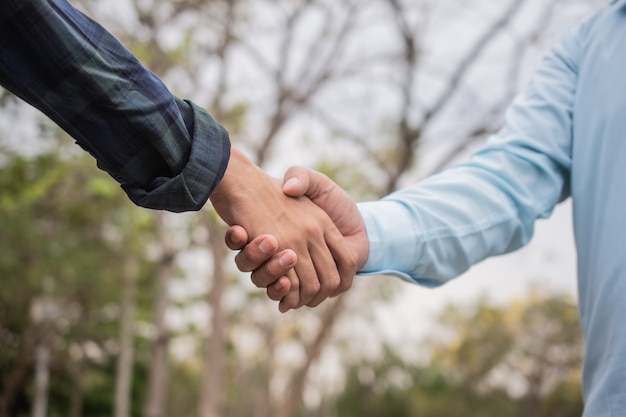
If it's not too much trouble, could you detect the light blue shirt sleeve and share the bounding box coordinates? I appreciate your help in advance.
[359,3,626,415]
[357,26,579,287]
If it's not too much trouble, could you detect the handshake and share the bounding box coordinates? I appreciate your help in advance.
[210,149,369,313]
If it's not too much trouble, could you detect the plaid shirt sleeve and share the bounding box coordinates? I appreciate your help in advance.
[0,0,230,212]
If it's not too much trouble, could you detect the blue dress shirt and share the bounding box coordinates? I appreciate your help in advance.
[358,1,626,415]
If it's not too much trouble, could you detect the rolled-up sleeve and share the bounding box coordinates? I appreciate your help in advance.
[0,0,230,212]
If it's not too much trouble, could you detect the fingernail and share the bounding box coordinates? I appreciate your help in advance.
[259,238,275,253]
[279,252,295,267]
[273,280,284,291]
[283,177,299,190]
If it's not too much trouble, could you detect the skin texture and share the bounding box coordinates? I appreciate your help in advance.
[210,151,359,312]
[225,166,369,310]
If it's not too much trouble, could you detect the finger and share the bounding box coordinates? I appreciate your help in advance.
[289,230,343,309]
[249,249,297,288]
[266,276,291,301]
[305,228,342,308]
[225,225,250,250]
[306,261,339,308]
[278,270,301,313]
[325,227,357,296]
[234,235,280,272]
[283,166,330,202]
[283,169,360,296]
[282,166,311,197]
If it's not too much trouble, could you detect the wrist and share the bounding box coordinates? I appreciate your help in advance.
[210,148,262,225]
[355,232,369,271]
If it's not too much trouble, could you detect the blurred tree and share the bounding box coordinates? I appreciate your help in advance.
[0,148,158,417]
[0,0,604,416]
[331,291,583,417]
[114,259,138,417]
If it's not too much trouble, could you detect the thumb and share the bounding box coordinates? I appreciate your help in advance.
[225,225,249,250]
[282,166,330,201]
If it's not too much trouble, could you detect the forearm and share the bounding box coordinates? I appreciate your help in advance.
[357,152,564,286]
[358,27,580,285]
[0,0,230,212]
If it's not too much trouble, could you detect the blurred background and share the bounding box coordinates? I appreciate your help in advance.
[0,0,605,416]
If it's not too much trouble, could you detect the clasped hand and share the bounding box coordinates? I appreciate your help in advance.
[214,154,368,312]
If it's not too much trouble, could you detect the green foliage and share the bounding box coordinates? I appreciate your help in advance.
[314,159,381,201]
[0,150,158,416]
[329,292,583,417]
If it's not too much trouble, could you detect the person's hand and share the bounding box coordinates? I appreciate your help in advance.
[224,231,294,301]
[225,166,369,303]
[210,149,358,312]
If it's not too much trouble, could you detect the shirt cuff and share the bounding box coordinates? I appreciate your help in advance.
[356,200,442,288]
[122,100,230,212]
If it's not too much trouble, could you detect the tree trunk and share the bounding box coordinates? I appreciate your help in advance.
[114,261,137,417]
[198,219,228,417]
[274,297,346,417]
[143,213,175,417]
[254,323,276,417]
[68,354,85,417]
[0,331,34,417]
[31,343,50,417]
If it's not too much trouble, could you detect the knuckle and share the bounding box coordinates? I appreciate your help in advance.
[302,280,321,299]
[339,282,351,293]
[283,293,300,309]
[329,271,341,290]
[264,261,284,278]
[250,272,264,288]
[302,218,323,235]
[234,252,253,273]
[307,298,322,308]
[339,275,354,292]
[266,287,282,301]
[318,271,339,295]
